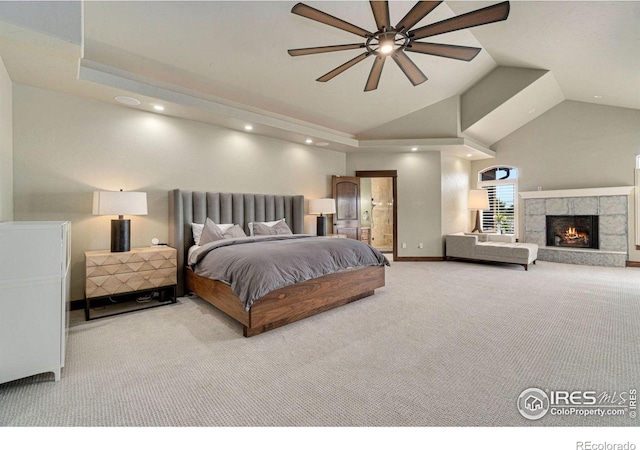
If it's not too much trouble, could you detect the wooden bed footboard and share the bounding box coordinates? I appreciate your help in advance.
[186,265,385,337]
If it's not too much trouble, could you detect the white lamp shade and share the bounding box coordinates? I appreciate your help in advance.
[93,191,148,216]
[309,198,336,215]
[468,189,489,210]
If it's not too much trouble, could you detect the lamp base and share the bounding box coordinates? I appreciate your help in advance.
[471,210,483,233]
[316,215,327,237]
[111,219,131,252]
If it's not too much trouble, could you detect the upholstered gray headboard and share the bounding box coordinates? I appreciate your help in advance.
[168,189,305,296]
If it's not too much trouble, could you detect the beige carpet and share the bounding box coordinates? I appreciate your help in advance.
[1,260,639,428]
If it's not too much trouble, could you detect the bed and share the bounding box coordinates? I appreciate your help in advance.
[168,189,388,337]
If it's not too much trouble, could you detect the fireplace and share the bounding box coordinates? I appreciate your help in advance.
[522,187,632,267]
[546,215,599,249]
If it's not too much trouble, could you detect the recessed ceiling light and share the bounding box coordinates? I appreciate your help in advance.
[466,154,473,158]
[305,138,313,144]
[153,105,165,111]
[528,108,536,114]
[411,147,418,151]
[244,125,253,131]
[594,95,603,99]
[114,96,140,106]
[315,142,329,147]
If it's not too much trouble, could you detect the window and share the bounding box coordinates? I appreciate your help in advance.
[477,166,518,235]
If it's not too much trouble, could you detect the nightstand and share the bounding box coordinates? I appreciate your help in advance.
[85,246,177,320]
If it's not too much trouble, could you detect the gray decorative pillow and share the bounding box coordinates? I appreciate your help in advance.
[198,218,226,245]
[193,221,235,245]
[223,224,247,239]
[252,220,292,236]
[248,219,285,236]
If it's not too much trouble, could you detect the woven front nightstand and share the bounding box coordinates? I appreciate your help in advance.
[85,246,177,320]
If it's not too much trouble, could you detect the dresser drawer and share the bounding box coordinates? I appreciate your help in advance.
[85,247,177,298]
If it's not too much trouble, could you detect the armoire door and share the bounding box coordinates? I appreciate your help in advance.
[332,176,360,240]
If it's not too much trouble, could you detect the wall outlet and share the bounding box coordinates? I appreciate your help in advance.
[402,242,407,249]
[418,243,423,249]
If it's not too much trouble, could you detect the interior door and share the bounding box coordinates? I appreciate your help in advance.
[332,176,360,240]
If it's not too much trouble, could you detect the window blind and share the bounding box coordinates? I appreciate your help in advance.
[481,184,516,234]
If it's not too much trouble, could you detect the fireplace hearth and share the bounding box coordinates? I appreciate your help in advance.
[546,215,599,249]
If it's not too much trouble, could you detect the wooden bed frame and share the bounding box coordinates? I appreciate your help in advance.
[169,189,385,337]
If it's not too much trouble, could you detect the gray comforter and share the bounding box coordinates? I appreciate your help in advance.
[189,235,390,311]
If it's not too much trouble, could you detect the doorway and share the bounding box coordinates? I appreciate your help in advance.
[361,177,394,253]
[356,170,397,259]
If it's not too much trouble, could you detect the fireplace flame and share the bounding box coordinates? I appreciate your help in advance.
[564,226,588,244]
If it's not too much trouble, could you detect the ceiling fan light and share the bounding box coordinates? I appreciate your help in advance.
[380,41,394,54]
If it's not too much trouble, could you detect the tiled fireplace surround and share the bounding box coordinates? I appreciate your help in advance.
[521,187,633,267]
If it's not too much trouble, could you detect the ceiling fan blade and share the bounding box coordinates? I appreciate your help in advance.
[317,52,370,82]
[395,1,442,32]
[410,1,510,40]
[391,51,427,86]
[370,1,390,30]
[292,3,371,38]
[406,42,481,61]
[288,43,365,57]
[364,55,386,92]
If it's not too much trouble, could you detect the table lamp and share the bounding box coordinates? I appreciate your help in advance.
[468,189,489,233]
[93,190,148,252]
[309,198,336,236]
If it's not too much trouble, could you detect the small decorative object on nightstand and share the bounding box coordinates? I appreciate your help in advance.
[318,234,347,238]
[85,246,177,320]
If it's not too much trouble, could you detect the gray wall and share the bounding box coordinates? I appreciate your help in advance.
[441,153,471,237]
[12,84,346,300]
[346,151,443,257]
[0,56,12,222]
[471,100,640,261]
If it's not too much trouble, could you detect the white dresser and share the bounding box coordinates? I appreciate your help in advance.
[0,221,71,383]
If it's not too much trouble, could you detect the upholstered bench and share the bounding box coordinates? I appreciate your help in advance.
[445,232,538,270]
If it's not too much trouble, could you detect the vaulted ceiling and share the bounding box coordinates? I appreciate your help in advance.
[0,1,638,160]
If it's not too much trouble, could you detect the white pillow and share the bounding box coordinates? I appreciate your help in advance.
[192,223,204,245]
[248,218,285,236]
[191,222,234,245]
[216,223,235,233]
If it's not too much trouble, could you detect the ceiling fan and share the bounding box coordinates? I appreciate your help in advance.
[288,1,510,92]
